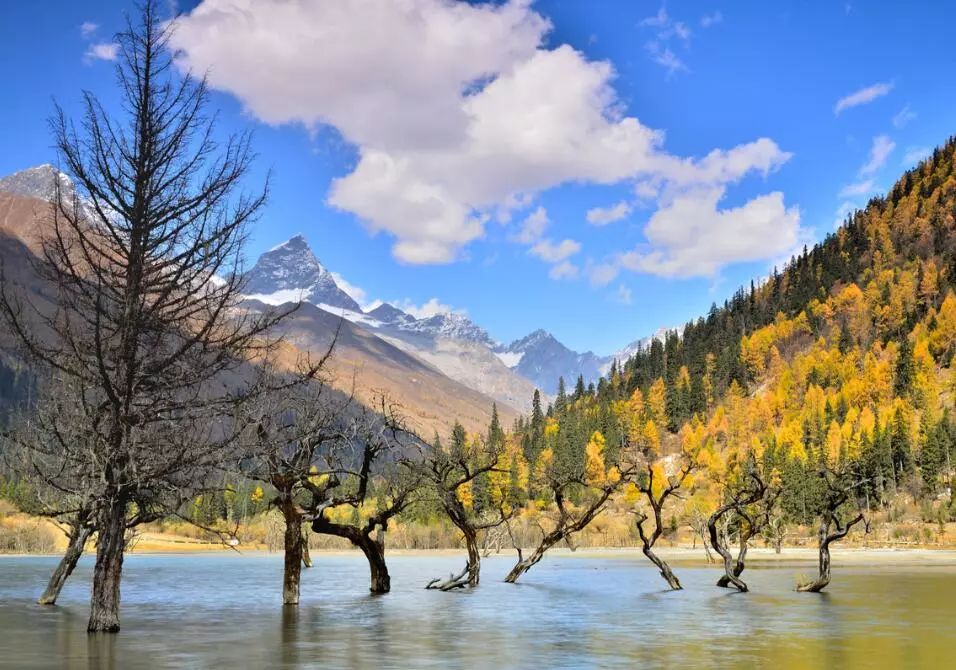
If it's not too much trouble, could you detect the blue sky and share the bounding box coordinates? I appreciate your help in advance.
[1,1,954,355]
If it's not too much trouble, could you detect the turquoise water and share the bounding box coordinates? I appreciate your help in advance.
[0,552,953,669]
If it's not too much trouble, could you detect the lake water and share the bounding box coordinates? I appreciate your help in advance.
[0,551,953,669]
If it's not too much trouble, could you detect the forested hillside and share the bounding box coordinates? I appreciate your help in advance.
[502,135,956,538]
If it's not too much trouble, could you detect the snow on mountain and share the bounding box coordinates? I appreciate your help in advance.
[235,233,674,409]
[494,350,524,368]
[0,164,74,202]
[612,326,678,363]
[242,234,362,312]
[399,312,496,347]
[496,329,605,396]
[375,329,538,412]
[367,302,415,326]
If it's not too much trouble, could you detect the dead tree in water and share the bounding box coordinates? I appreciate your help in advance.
[0,1,287,632]
[423,413,516,591]
[242,357,344,606]
[308,401,420,594]
[37,509,94,605]
[797,467,867,593]
[504,431,631,584]
[632,455,695,590]
[3,385,97,606]
[707,456,779,592]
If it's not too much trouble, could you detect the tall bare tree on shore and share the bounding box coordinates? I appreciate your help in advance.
[0,1,288,632]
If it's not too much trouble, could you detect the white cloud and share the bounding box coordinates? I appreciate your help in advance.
[530,238,581,263]
[859,135,895,176]
[394,298,463,319]
[549,261,579,280]
[586,201,631,226]
[80,21,98,37]
[892,104,916,128]
[84,42,119,62]
[640,7,670,28]
[613,284,632,304]
[658,137,792,187]
[839,179,875,198]
[901,146,930,166]
[833,200,856,229]
[646,44,688,76]
[700,11,723,28]
[640,6,692,74]
[615,187,800,278]
[634,180,661,200]
[588,262,620,286]
[833,81,893,115]
[512,206,549,243]
[171,0,797,280]
[328,271,368,307]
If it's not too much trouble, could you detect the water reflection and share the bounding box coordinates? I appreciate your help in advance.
[0,553,953,669]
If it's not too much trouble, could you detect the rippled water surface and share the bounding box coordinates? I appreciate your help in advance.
[0,552,953,669]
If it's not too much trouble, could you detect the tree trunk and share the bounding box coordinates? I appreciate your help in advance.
[636,512,682,590]
[312,517,390,593]
[701,532,716,563]
[425,526,481,590]
[714,539,748,589]
[504,534,556,583]
[798,513,862,593]
[282,506,303,605]
[358,530,390,593]
[87,499,126,633]
[301,528,313,569]
[798,537,833,593]
[642,545,682,590]
[464,528,481,586]
[38,522,93,605]
[708,510,749,593]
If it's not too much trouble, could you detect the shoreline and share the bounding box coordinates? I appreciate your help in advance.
[4,545,956,566]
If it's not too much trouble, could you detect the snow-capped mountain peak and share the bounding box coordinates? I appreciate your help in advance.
[401,311,495,346]
[0,164,75,202]
[242,234,361,312]
[367,302,415,326]
[507,329,556,352]
[495,329,605,395]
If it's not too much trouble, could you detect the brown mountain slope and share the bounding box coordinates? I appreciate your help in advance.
[249,300,518,436]
[0,191,514,436]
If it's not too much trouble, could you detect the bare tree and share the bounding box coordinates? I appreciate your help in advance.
[690,508,715,563]
[241,355,346,606]
[762,510,788,554]
[797,466,867,593]
[423,417,514,590]
[632,454,695,590]
[2,375,98,605]
[0,1,288,632]
[38,511,94,605]
[707,455,779,592]
[308,401,421,594]
[504,432,632,584]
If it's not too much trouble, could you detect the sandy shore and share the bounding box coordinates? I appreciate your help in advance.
[5,543,956,566]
